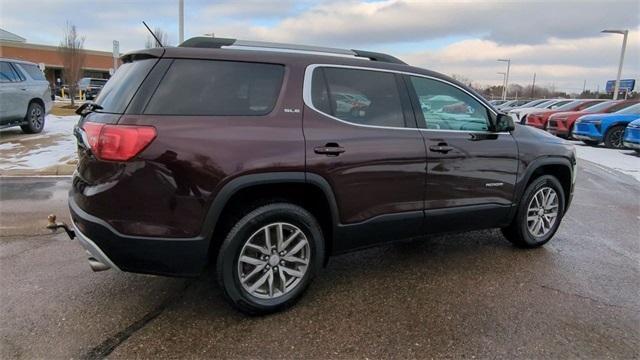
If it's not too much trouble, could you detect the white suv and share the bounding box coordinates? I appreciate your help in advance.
[0,58,52,133]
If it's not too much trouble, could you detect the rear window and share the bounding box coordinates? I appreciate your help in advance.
[144,59,284,116]
[19,64,46,81]
[95,58,157,113]
[90,79,107,86]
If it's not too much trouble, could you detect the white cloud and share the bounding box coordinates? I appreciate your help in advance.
[399,30,640,92]
[0,0,638,92]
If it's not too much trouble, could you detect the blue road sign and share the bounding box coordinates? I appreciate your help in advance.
[605,79,635,93]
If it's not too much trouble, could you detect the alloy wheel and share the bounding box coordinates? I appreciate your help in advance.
[526,187,559,237]
[30,106,44,130]
[237,222,310,299]
[609,128,624,148]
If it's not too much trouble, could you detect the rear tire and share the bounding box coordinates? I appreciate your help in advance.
[581,140,599,146]
[216,203,324,315]
[603,125,625,148]
[20,102,45,134]
[502,175,565,248]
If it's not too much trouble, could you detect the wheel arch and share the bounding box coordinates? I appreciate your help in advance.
[514,157,574,212]
[202,172,339,264]
[27,97,45,112]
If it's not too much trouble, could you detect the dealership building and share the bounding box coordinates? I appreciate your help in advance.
[0,28,117,85]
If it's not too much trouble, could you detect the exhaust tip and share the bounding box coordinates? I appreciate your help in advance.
[88,257,111,272]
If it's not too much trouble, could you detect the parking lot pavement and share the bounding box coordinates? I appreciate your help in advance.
[571,140,640,182]
[1,160,638,359]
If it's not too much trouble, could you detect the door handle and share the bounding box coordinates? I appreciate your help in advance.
[314,143,345,156]
[429,144,454,153]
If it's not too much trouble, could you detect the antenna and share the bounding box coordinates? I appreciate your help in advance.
[143,21,164,48]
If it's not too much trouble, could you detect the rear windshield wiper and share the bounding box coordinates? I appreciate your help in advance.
[76,102,104,116]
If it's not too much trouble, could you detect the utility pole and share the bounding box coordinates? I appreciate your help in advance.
[531,72,536,98]
[582,80,587,97]
[179,0,184,44]
[601,29,629,100]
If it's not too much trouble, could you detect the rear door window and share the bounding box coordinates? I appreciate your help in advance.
[144,60,284,116]
[310,67,407,128]
[0,62,23,82]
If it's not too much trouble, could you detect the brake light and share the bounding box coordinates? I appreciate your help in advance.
[82,122,156,161]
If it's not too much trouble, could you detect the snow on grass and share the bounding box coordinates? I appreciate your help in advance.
[0,115,79,172]
[571,141,640,182]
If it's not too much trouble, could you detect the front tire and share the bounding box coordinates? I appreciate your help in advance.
[603,125,625,148]
[216,203,324,315]
[20,102,45,134]
[502,175,565,248]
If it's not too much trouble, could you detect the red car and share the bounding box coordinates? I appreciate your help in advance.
[525,99,605,130]
[547,100,639,138]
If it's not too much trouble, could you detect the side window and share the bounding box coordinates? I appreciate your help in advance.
[409,76,490,131]
[18,64,46,81]
[0,62,22,83]
[311,67,407,128]
[145,60,284,116]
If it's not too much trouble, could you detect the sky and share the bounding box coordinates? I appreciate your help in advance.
[1,0,638,93]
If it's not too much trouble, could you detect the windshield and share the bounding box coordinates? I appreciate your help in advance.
[548,100,573,109]
[520,99,545,107]
[95,58,157,113]
[582,101,615,113]
[615,103,640,114]
[535,100,555,108]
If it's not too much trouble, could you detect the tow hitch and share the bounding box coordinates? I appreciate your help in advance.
[46,214,76,239]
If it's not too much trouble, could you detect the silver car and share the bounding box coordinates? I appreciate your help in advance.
[0,58,52,133]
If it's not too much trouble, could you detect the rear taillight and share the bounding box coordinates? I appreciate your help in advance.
[82,122,156,161]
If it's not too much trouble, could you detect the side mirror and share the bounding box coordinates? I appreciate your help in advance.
[495,113,515,132]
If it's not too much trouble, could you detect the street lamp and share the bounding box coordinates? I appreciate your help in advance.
[497,59,511,100]
[497,72,506,100]
[601,29,629,100]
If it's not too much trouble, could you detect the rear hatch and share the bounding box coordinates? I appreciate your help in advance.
[75,51,162,185]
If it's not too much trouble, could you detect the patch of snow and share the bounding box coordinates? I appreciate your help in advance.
[0,115,79,171]
[571,141,640,182]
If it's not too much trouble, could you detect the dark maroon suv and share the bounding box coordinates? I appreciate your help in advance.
[69,37,576,314]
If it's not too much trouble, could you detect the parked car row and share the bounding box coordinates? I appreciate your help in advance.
[490,97,640,150]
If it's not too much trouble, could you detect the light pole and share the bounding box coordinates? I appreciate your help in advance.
[179,0,184,44]
[601,29,628,100]
[497,58,511,100]
[497,72,506,100]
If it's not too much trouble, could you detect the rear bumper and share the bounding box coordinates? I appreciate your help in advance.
[69,198,209,277]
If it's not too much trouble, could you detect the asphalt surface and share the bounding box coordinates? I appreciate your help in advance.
[1,160,638,359]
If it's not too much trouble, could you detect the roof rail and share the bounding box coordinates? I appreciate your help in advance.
[179,37,407,65]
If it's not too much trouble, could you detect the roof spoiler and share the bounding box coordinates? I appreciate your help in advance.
[120,48,165,63]
[179,37,407,65]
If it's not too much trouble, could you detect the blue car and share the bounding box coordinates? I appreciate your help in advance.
[623,118,640,153]
[573,103,640,148]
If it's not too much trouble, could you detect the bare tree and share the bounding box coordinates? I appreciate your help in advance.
[58,22,86,106]
[145,27,169,48]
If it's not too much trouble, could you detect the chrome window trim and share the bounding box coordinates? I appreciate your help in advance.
[302,63,504,134]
